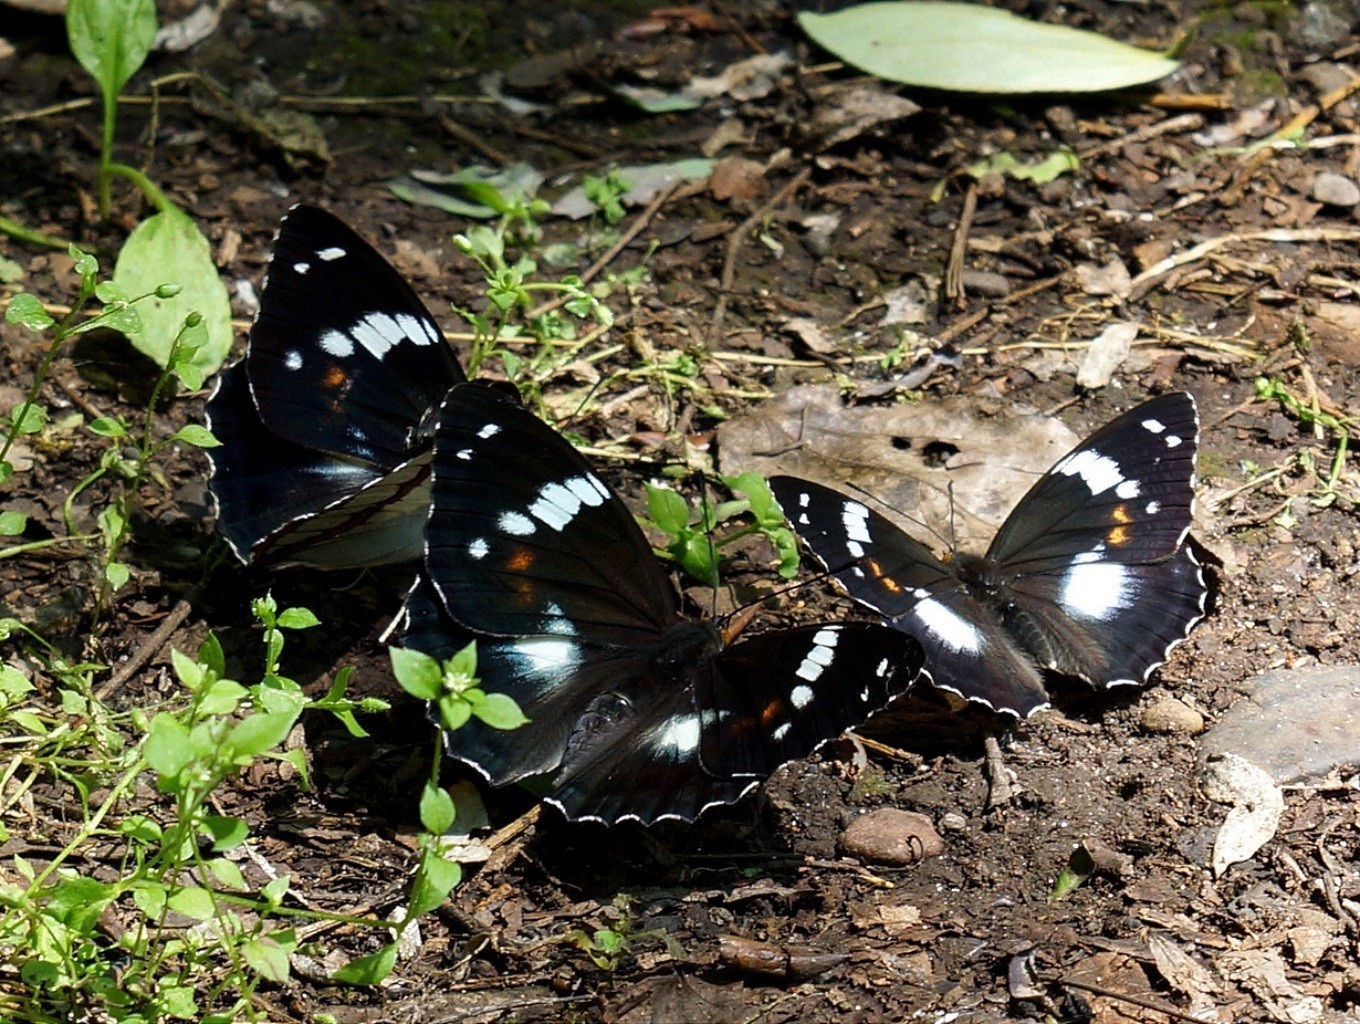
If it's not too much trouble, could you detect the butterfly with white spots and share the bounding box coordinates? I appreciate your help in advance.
[769,393,1207,718]
[206,205,466,568]
[401,384,924,825]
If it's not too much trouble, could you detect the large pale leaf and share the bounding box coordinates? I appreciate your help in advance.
[67,0,157,100]
[112,207,232,376]
[799,2,1178,94]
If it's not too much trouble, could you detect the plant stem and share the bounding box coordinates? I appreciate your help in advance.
[107,162,176,215]
[0,214,71,250]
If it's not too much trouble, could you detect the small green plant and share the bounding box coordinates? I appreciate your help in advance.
[2,249,220,608]
[333,641,528,985]
[641,472,799,588]
[0,597,392,1022]
[1254,375,1356,508]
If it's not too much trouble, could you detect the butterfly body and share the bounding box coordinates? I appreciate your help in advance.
[770,393,1206,718]
[405,384,923,825]
[206,205,464,568]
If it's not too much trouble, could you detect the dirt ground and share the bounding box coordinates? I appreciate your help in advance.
[3,1,1360,1021]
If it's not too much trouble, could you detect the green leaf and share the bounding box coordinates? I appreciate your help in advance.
[111,206,231,375]
[276,606,320,630]
[66,0,157,99]
[44,874,118,931]
[105,561,131,591]
[87,415,129,438]
[199,678,247,715]
[202,814,248,852]
[226,710,297,757]
[332,943,399,985]
[645,484,690,537]
[472,692,529,731]
[166,885,216,921]
[419,781,457,835]
[798,2,1179,94]
[205,855,246,890]
[1050,843,1096,902]
[242,936,292,983]
[144,713,193,778]
[170,647,204,691]
[10,403,47,435]
[156,983,197,1020]
[0,510,27,537]
[390,647,442,700]
[408,851,462,918]
[436,694,473,732]
[0,665,35,704]
[4,293,55,332]
[171,423,220,448]
[967,149,1080,184]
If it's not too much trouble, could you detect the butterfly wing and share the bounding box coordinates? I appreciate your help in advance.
[424,383,679,645]
[246,204,465,465]
[983,392,1206,686]
[769,477,1050,716]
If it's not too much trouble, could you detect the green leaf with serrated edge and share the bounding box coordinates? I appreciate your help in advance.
[4,293,55,331]
[420,781,456,835]
[0,511,26,537]
[391,647,442,700]
[276,606,320,629]
[111,207,231,375]
[474,692,529,731]
[67,0,156,105]
[332,943,399,985]
[171,423,219,447]
[799,2,1178,94]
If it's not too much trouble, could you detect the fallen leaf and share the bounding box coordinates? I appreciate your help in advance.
[1199,753,1285,876]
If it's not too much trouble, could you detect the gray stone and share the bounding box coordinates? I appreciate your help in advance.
[840,808,945,865]
[1312,173,1360,208]
[1197,665,1360,783]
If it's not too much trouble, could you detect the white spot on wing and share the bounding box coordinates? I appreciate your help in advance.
[456,448,473,461]
[468,538,489,560]
[846,540,864,559]
[540,601,577,637]
[1146,500,1161,514]
[1055,449,1125,496]
[653,713,701,755]
[318,330,354,358]
[1115,479,1141,499]
[842,502,872,543]
[478,423,501,439]
[876,657,891,677]
[912,597,984,654]
[292,261,310,275]
[498,511,535,536]
[1164,433,1183,448]
[772,721,792,742]
[795,629,840,682]
[790,684,814,709]
[318,246,346,261]
[1141,417,1166,434]
[527,479,594,532]
[1059,562,1132,620]
[283,350,303,371]
[567,475,609,506]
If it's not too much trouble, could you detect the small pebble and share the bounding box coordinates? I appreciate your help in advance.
[960,269,1010,297]
[1140,696,1205,735]
[938,811,968,832]
[1312,172,1360,208]
[839,808,944,865]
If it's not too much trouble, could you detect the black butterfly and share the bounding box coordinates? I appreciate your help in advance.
[769,393,1207,718]
[206,205,465,568]
[402,383,924,825]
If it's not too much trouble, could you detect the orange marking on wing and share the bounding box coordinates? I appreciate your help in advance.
[759,700,784,726]
[323,366,348,389]
[507,548,534,572]
[1111,504,1132,524]
[1107,525,1130,546]
[865,558,903,593]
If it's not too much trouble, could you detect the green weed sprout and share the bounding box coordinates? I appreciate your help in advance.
[332,642,527,985]
[642,472,799,588]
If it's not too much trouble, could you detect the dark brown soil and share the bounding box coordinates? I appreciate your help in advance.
[3,1,1360,1022]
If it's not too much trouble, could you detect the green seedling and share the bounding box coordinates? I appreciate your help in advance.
[0,598,395,1022]
[331,641,527,986]
[1254,375,1356,508]
[1049,843,1096,902]
[642,471,799,588]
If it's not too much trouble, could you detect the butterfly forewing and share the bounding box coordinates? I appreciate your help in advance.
[425,384,679,645]
[247,205,465,465]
